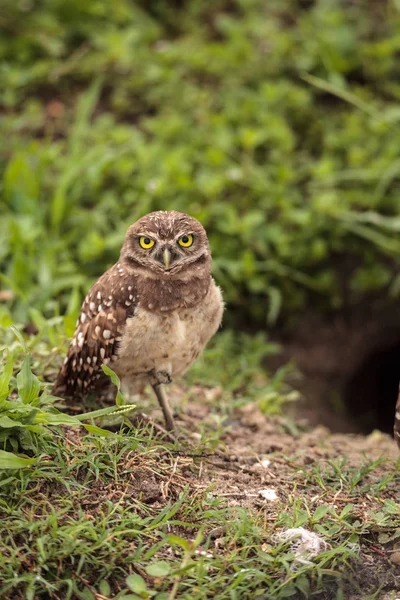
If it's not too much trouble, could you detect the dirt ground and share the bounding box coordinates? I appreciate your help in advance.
[273,305,400,436]
[119,386,400,600]
[184,405,399,600]
[52,382,400,599]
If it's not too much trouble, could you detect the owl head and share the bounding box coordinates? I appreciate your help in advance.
[120,211,211,276]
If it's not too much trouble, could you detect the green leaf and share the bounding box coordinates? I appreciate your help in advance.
[193,529,204,547]
[0,416,25,428]
[280,585,297,598]
[301,72,380,119]
[0,351,14,402]
[166,535,190,550]
[16,355,40,404]
[98,580,111,596]
[38,412,82,426]
[102,364,126,407]
[313,505,330,521]
[101,363,121,388]
[126,574,148,594]
[0,449,35,469]
[383,499,400,515]
[10,326,27,352]
[145,562,171,578]
[75,404,135,422]
[266,286,282,325]
[82,423,116,437]
[78,588,95,600]
[340,504,354,519]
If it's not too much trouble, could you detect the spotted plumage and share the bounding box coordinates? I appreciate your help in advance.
[53,211,224,430]
[54,264,137,395]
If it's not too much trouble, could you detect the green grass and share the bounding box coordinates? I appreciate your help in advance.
[3,0,400,325]
[1,2,400,598]
[1,417,399,599]
[0,322,399,599]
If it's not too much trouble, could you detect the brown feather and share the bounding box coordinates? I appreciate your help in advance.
[52,264,137,398]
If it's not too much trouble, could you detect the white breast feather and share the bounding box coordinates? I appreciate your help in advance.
[113,281,223,389]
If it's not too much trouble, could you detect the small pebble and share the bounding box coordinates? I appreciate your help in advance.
[259,488,278,502]
[390,551,400,565]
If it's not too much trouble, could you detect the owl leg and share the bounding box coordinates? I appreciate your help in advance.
[148,369,172,386]
[151,383,174,431]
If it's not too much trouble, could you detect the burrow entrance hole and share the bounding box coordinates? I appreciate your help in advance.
[345,342,400,435]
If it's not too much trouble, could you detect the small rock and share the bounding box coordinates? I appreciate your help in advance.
[390,551,400,565]
[259,488,278,502]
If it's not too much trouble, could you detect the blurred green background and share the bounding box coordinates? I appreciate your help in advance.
[2,0,400,329]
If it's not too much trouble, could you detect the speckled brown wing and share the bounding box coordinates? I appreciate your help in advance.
[394,385,400,449]
[53,263,138,399]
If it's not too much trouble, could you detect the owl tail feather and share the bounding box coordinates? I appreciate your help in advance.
[52,371,68,398]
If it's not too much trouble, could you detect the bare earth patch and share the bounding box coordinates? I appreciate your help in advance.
[157,392,400,599]
[89,396,400,597]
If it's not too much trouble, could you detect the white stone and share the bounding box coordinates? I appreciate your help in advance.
[259,488,278,502]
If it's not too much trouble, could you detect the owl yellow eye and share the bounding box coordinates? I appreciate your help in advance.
[178,234,193,248]
[139,236,155,249]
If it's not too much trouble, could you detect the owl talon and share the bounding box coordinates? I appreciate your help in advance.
[148,369,172,387]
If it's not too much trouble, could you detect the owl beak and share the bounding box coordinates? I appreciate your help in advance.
[163,247,172,270]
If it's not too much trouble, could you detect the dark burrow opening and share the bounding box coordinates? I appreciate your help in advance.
[345,342,400,435]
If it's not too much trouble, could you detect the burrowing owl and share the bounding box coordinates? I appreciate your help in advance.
[53,211,224,430]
